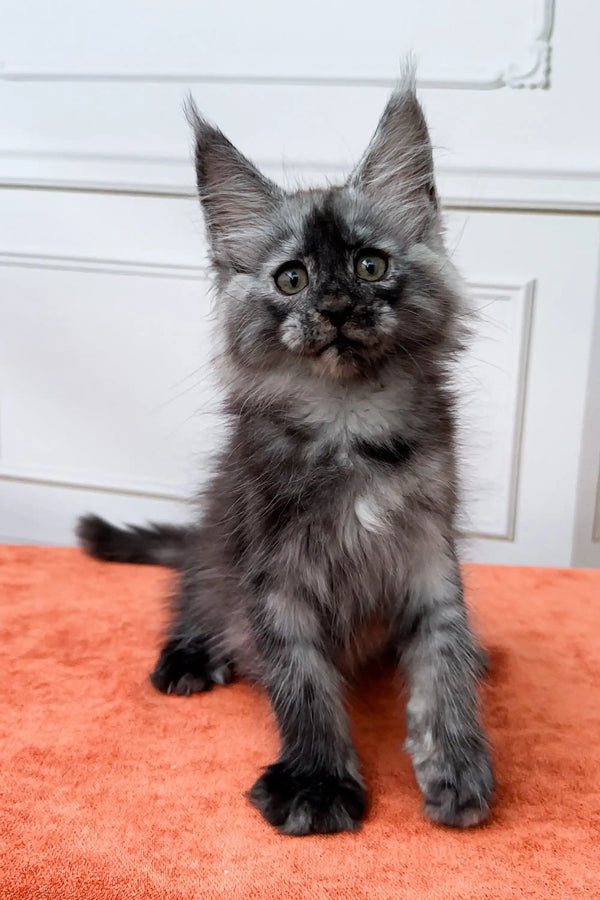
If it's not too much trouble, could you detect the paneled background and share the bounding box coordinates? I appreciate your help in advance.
[1,0,599,566]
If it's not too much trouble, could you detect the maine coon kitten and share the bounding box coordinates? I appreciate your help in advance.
[77,72,493,836]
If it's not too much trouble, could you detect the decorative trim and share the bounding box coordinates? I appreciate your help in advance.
[0,461,188,501]
[460,280,535,542]
[436,166,600,214]
[4,157,600,214]
[0,251,209,281]
[503,0,554,88]
[0,251,209,280]
[0,1,554,90]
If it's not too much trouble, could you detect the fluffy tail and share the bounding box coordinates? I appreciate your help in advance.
[76,514,189,568]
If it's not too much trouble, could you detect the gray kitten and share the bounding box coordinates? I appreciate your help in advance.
[78,72,493,836]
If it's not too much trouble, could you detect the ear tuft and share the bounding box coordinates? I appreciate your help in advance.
[185,96,282,266]
[350,65,438,239]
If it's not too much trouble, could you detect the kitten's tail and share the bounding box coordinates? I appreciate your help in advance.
[76,514,189,568]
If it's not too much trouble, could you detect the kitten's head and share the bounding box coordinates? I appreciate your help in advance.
[189,71,464,381]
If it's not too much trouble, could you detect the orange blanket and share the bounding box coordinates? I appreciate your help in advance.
[1,547,599,899]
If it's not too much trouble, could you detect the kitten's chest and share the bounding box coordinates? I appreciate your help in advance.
[252,378,422,590]
[284,388,417,554]
[296,379,412,452]
[290,456,410,596]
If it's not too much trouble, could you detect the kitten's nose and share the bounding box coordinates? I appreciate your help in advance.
[316,294,355,328]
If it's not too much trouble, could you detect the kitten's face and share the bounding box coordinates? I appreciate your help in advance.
[268,190,402,378]
[188,75,463,381]
[220,187,455,380]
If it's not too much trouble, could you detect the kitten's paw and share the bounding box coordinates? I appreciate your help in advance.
[248,762,366,836]
[419,742,494,828]
[150,638,232,696]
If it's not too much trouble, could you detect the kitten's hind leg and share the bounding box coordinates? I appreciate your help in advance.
[150,635,233,696]
[150,565,233,696]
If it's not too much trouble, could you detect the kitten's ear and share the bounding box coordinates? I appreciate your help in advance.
[185,98,282,266]
[350,69,438,239]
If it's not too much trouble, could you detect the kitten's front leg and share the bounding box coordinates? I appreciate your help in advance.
[401,547,494,827]
[248,593,365,835]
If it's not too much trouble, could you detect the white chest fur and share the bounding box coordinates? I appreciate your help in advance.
[293,377,413,446]
[354,494,387,533]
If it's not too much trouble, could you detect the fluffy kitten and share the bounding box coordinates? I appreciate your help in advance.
[77,72,493,836]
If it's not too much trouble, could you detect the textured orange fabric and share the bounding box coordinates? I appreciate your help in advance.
[1,547,599,899]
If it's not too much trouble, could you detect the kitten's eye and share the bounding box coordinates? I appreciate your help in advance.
[355,250,387,282]
[274,262,309,295]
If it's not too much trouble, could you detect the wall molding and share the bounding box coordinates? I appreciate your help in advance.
[438,166,600,214]
[503,0,553,89]
[0,250,209,281]
[3,155,600,214]
[593,465,600,543]
[0,461,188,501]
[0,251,533,539]
[0,0,554,90]
[460,279,535,542]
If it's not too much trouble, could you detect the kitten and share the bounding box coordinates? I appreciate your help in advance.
[77,71,493,836]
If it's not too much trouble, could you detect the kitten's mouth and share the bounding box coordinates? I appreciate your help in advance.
[317,335,365,356]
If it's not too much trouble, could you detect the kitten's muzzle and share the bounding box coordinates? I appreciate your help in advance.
[315,293,356,329]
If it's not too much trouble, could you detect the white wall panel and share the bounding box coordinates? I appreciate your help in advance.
[457,281,533,541]
[0,258,221,505]
[0,478,189,547]
[1,192,598,561]
[0,190,205,264]
[0,0,599,563]
[445,211,600,566]
[1,0,599,210]
[572,267,600,568]
[1,0,552,88]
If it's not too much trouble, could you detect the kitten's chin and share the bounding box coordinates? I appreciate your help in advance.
[278,327,390,380]
[308,345,373,380]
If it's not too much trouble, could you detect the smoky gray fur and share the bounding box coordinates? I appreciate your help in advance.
[77,68,493,835]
